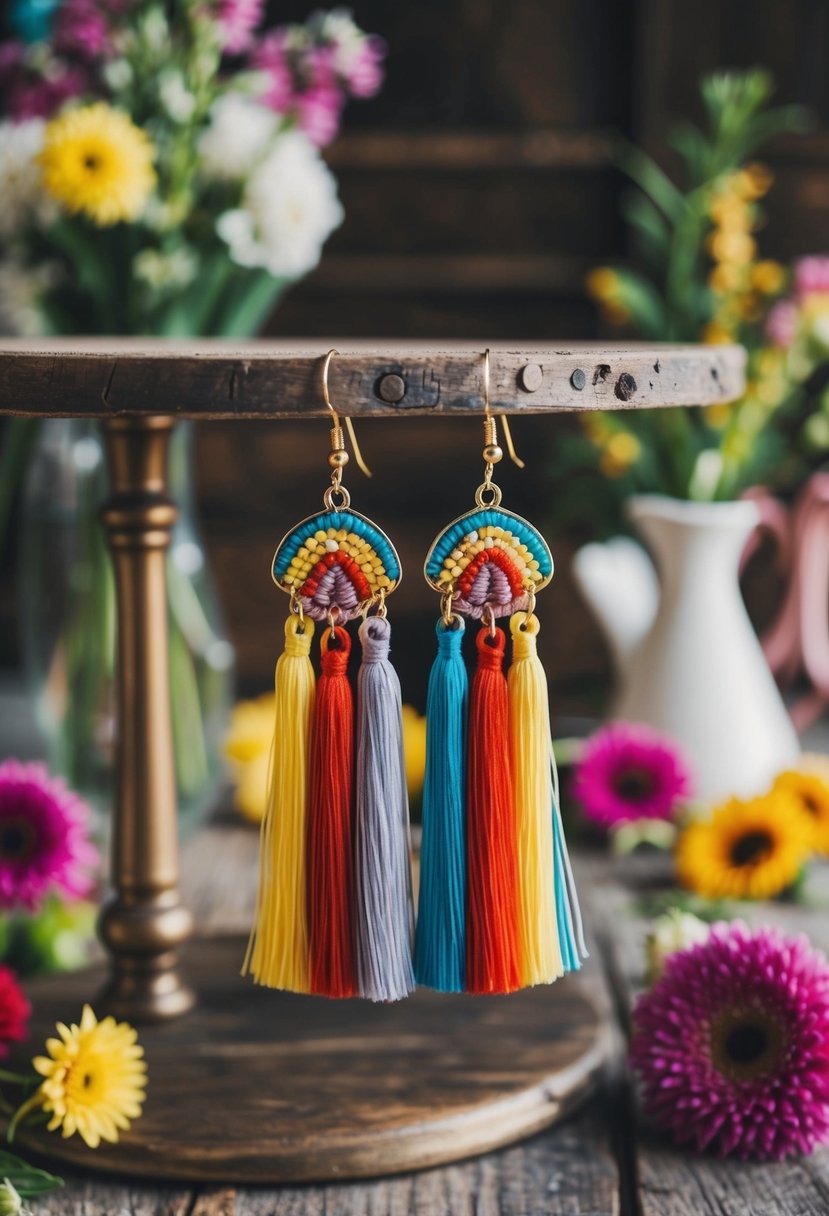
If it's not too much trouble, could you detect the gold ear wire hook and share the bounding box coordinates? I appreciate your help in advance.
[321,348,372,478]
[481,348,525,470]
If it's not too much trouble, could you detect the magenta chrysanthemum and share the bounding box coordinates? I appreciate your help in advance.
[572,722,692,829]
[631,922,829,1160]
[0,760,98,911]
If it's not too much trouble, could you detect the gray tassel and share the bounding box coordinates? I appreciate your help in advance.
[354,614,415,1002]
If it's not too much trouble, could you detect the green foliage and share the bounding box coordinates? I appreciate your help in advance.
[555,68,810,535]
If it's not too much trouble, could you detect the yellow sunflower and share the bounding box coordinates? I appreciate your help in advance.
[676,793,812,901]
[39,103,156,227]
[31,1004,146,1148]
[773,767,829,856]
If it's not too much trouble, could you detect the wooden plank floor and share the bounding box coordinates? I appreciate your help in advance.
[30,817,829,1215]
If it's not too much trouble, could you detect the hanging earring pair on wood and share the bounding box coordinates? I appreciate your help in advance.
[244,349,415,1002]
[414,349,588,995]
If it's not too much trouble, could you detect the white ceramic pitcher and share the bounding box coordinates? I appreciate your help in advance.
[572,494,799,802]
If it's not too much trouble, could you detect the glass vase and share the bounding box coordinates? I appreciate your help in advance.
[18,417,234,829]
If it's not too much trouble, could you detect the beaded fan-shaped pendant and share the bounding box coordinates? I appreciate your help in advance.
[273,507,402,622]
[424,505,553,619]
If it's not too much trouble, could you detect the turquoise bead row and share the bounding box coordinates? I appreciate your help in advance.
[273,510,400,580]
[426,509,551,580]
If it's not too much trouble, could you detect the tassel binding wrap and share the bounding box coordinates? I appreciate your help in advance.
[308,625,357,998]
[414,617,468,992]
[354,615,415,1002]
[466,625,521,995]
[243,614,315,991]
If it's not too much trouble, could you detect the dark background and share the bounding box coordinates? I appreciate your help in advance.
[5,0,829,712]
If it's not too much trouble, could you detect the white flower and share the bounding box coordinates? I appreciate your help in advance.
[0,120,54,239]
[0,258,53,336]
[0,1178,27,1215]
[159,71,197,123]
[102,58,133,91]
[134,247,198,290]
[320,8,369,74]
[198,93,278,181]
[644,909,710,985]
[216,132,343,279]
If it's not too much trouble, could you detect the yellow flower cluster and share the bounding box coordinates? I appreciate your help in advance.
[676,758,829,901]
[704,163,782,345]
[223,692,428,822]
[582,413,642,478]
[39,103,156,227]
[585,267,630,327]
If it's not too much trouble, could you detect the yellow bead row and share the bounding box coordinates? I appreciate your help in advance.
[434,526,540,588]
[280,528,390,590]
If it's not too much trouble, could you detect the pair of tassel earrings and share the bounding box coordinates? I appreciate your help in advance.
[244,349,586,1002]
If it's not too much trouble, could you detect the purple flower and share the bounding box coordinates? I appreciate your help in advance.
[216,0,264,55]
[631,922,829,1160]
[572,721,692,829]
[0,40,87,119]
[0,760,98,911]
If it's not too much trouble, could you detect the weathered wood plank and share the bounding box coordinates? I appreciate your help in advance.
[0,339,744,418]
[232,1109,619,1216]
[35,1182,192,1214]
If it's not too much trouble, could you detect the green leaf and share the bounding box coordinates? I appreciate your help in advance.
[610,268,667,338]
[0,1151,63,1198]
[620,192,669,265]
[617,144,686,222]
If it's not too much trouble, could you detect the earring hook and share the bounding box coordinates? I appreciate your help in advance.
[482,348,525,470]
[321,348,372,478]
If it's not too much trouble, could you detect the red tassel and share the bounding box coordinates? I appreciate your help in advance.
[466,624,521,994]
[308,625,356,998]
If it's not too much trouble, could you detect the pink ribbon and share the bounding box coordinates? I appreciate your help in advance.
[744,475,829,732]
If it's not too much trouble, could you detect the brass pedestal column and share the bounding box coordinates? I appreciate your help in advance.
[98,416,194,1021]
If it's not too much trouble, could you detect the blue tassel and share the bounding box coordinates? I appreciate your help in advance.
[551,757,588,971]
[414,617,468,992]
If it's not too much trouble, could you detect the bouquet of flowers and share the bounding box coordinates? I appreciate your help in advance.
[0,0,384,337]
[552,70,808,534]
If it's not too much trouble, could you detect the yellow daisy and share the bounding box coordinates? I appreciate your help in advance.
[31,1004,146,1148]
[773,767,829,856]
[39,103,156,227]
[676,793,812,901]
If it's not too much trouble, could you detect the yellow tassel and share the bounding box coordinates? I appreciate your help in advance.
[243,614,315,991]
[508,611,562,987]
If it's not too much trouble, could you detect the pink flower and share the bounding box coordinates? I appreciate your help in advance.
[216,0,264,55]
[252,30,294,112]
[794,255,829,300]
[766,297,799,349]
[339,36,385,98]
[631,922,829,1160]
[0,760,98,911]
[572,722,692,829]
[54,0,112,59]
[296,82,343,146]
[0,966,29,1058]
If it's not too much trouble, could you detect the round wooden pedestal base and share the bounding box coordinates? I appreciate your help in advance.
[14,935,608,1183]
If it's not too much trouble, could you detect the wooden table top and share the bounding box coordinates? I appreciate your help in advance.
[0,338,745,418]
[29,813,829,1215]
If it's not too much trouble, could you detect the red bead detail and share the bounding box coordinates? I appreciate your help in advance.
[300,551,372,603]
[458,546,524,599]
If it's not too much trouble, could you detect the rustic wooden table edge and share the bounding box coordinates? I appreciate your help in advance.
[0,338,745,417]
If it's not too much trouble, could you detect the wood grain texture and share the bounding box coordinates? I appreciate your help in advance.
[0,339,745,418]
[13,934,608,1183]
